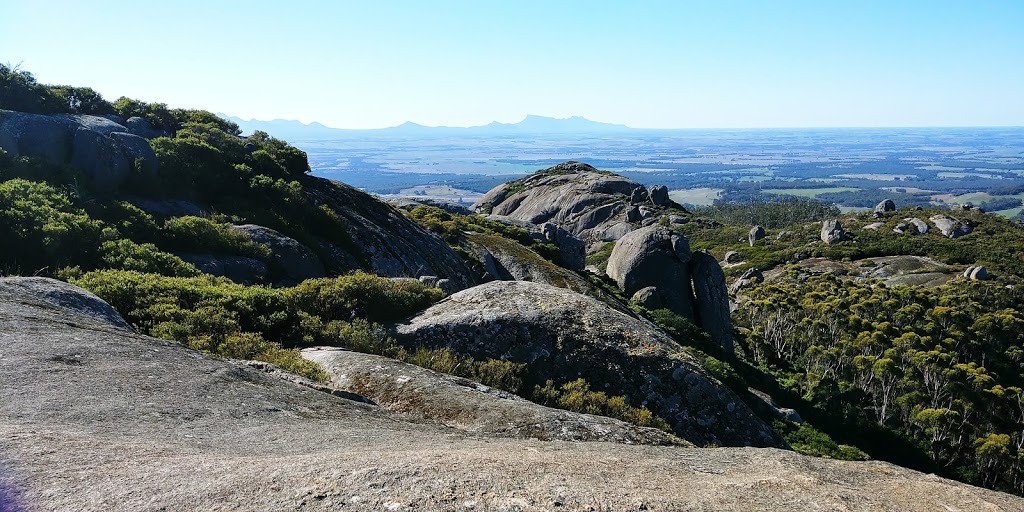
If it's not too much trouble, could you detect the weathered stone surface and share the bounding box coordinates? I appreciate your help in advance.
[0,277,130,330]
[964,266,989,280]
[630,186,649,204]
[606,226,694,318]
[303,177,477,289]
[597,221,635,241]
[730,268,765,293]
[179,254,268,284]
[863,222,885,230]
[124,116,170,139]
[930,215,973,238]
[649,185,670,206]
[229,224,326,283]
[631,286,664,310]
[303,347,683,446]
[3,278,1021,511]
[0,110,154,192]
[749,225,765,247]
[690,251,734,353]
[905,218,929,235]
[626,205,643,223]
[473,162,684,249]
[394,281,781,448]
[723,251,742,264]
[820,219,845,244]
[540,222,586,270]
[469,233,614,302]
[875,199,897,214]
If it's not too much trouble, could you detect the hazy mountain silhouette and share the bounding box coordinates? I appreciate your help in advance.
[219,114,632,139]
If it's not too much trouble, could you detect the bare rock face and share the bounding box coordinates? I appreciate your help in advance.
[749,225,765,247]
[467,232,614,302]
[0,110,157,192]
[229,224,326,284]
[964,265,989,280]
[473,162,686,250]
[930,215,973,238]
[820,219,846,244]
[905,218,929,235]
[304,177,477,290]
[649,185,670,206]
[3,277,1022,511]
[0,276,131,330]
[690,251,734,353]
[730,267,765,293]
[606,226,695,319]
[631,285,664,310]
[302,347,683,446]
[723,251,743,264]
[394,280,781,448]
[178,254,269,284]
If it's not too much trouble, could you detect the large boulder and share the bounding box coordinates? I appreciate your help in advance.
[0,110,155,192]
[229,224,326,283]
[690,251,734,353]
[606,226,694,319]
[473,162,685,248]
[302,347,682,446]
[649,185,670,206]
[874,199,897,216]
[749,226,765,247]
[930,215,973,238]
[820,219,845,244]
[124,116,171,139]
[394,281,782,448]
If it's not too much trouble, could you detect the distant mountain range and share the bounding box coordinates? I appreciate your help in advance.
[217,114,634,140]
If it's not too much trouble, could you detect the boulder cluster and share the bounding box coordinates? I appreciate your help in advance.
[0,110,158,191]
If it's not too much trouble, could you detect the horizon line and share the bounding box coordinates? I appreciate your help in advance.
[221,113,1024,132]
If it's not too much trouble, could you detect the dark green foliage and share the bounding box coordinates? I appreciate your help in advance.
[401,346,526,393]
[773,420,870,460]
[100,239,200,277]
[0,178,104,273]
[0,64,65,113]
[286,272,445,324]
[162,216,271,259]
[533,378,672,431]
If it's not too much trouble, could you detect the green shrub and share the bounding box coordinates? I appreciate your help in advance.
[100,239,200,277]
[773,420,870,460]
[286,272,445,323]
[0,178,104,272]
[162,216,270,259]
[533,378,672,431]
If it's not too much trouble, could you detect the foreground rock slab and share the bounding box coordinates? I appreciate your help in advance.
[2,278,1021,511]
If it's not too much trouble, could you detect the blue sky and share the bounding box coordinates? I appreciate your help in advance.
[2,1,1022,128]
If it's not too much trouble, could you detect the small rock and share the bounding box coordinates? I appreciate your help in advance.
[863,222,885,230]
[631,286,664,310]
[723,251,742,264]
[630,187,649,205]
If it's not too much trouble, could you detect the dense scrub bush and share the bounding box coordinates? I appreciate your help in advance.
[773,420,869,460]
[0,178,104,273]
[533,378,672,431]
[162,216,271,259]
[100,239,200,277]
[694,197,840,229]
[286,272,445,323]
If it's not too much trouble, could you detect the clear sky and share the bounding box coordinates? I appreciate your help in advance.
[2,1,1022,129]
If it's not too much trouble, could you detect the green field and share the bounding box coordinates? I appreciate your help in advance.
[762,187,859,198]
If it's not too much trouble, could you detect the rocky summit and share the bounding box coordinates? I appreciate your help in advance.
[3,277,1022,511]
